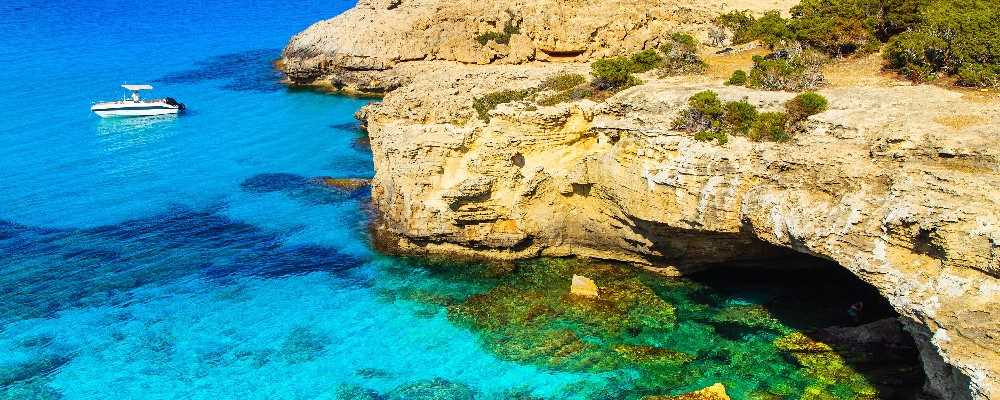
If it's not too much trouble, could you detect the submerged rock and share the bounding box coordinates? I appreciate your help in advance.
[334,384,382,400]
[644,383,731,400]
[569,274,598,298]
[384,378,475,400]
[313,177,371,193]
[279,326,330,364]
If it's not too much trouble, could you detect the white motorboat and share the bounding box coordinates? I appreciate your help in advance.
[91,84,185,118]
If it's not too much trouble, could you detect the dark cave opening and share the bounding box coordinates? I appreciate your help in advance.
[688,258,928,400]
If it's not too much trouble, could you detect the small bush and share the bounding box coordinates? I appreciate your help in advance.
[688,90,725,120]
[537,86,594,106]
[785,92,828,123]
[726,70,748,85]
[715,10,756,45]
[723,100,759,135]
[957,64,1000,88]
[695,130,729,145]
[540,73,587,91]
[630,50,664,73]
[674,92,815,144]
[473,89,533,121]
[750,11,795,49]
[747,54,825,91]
[884,31,948,82]
[591,57,642,91]
[475,19,521,46]
[673,90,724,133]
[750,112,790,142]
[789,0,876,55]
[659,33,706,75]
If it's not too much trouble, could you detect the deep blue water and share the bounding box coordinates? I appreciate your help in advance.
[0,1,591,398]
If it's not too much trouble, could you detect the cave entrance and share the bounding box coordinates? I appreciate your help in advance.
[687,257,926,400]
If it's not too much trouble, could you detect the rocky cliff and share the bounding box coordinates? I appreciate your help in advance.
[280,0,796,92]
[281,1,1000,399]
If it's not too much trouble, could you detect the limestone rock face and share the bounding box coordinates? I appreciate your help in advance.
[358,61,1000,399]
[279,0,797,91]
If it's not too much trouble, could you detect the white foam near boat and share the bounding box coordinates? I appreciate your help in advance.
[91,84,185,118]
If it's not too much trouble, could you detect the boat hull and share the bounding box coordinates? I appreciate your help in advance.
[91,102,182,118]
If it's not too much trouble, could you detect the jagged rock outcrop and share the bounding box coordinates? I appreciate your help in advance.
[282,2,1000,399]
[280,0,795,92]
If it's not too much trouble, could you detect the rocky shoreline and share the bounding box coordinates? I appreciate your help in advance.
[280,1,1000,399]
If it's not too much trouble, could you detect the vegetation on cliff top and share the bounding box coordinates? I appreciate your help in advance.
[674,90,828,144]
[716,0,1000,87]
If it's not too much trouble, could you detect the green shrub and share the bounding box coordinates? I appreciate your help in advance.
[957,64,1000,88]
[537,86,594,106]
[789,0,877,55]
[688,90,724,119]
[785,92,828,123]
[715,10,756,45]
[750,11,796,49]
[747,54,825,91]
[630,50,663,72]
[540,73,587,91]
[476,19,521,46]
[673,90,724,133]
[714,10,793,48]
[694,130,729,145]
[473,89,533,121]
[726,70,748,85]
[669,32,699,50]
[723,100,759,135]
[659,33,706,75]
[750,112,790,142]
[674,92,810,143]
[591,57,642,91]
[882,0,1000,87]
[884,31,948,82]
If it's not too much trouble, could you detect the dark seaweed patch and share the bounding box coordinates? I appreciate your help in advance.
[240,173,309,193]
[0,207,365,323]
[240,173,369,205]
[154,49,284,92]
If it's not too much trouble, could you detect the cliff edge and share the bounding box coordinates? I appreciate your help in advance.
[281,1,1000,399]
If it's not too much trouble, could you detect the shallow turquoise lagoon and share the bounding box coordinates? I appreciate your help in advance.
[0,1,916,399]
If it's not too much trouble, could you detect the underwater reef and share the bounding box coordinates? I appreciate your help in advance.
[370,257,921,400]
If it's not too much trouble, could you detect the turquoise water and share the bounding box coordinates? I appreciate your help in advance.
[0,1,589,398]
[0,1,916,399]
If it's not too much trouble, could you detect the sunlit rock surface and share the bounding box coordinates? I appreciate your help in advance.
[279,0,797,92]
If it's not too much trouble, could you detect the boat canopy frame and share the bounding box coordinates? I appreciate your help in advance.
[121,84,153,91]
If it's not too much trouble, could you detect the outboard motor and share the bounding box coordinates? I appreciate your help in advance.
[164,97,186,112]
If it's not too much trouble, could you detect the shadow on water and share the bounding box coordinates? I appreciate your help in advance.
[0,205,366,324]
[688,259,925,400]
[154,49,285,92]
[239,172,371,205]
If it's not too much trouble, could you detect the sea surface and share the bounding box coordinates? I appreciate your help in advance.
[0,1,914,399]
